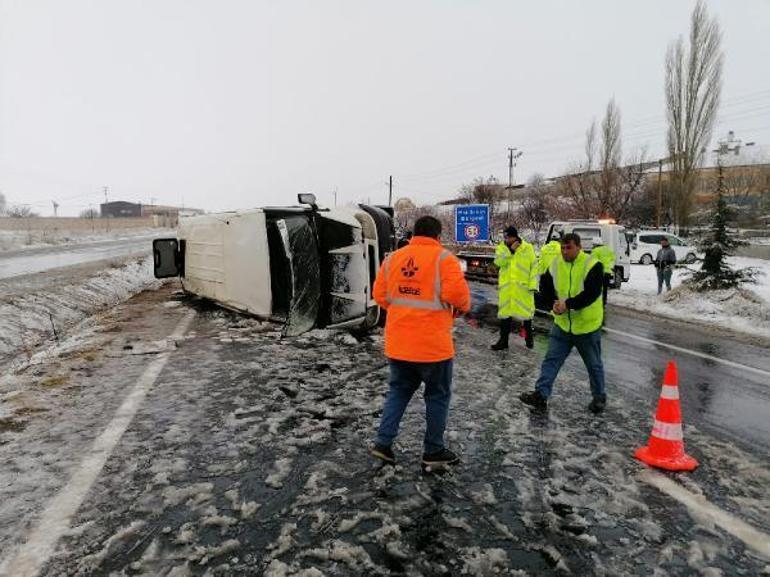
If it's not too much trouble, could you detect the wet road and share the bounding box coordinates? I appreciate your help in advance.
[1,286,768,576]
[600,311,770,457]
[470,283,770,458]
[0,236,155,280]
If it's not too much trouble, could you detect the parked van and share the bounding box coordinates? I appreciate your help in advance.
[629,231,698,265]
[544,220,631,288]
[153,194,394,336]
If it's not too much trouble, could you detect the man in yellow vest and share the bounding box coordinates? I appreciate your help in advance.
[535,235,562,310]
[520,233,607,414]
[491,226,537,350]
[536,236,562,279]
[591,242,615,307]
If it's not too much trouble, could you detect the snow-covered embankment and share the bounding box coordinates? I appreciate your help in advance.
[612,257,770,340]
[0,257,162,366]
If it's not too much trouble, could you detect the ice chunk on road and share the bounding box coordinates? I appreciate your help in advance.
[266,457,294,489]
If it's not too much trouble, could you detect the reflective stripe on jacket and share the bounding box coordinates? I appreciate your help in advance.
[592,245,616,275]
[494,242,513,289]
[373,237,471,362]
[498,240,537,321]
[550,251,603,335]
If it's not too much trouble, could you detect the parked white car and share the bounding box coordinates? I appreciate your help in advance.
[629,231,699,265]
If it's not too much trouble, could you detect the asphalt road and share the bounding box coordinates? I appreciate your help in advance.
[1,285,767,576]
[600,309,770,457]
[0,236,155,280]
[469,282,770,458]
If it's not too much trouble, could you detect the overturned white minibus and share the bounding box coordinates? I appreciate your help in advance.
[153,194,394,336]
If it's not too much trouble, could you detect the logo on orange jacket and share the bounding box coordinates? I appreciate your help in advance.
[401,257,419,278]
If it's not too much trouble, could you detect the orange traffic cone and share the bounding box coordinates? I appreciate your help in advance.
[635,361,698,471]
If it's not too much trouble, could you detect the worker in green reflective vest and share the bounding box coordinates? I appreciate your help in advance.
[537,238,562,278]
[492,226,537,350]
[520,232,607,414]
[591,243,616,307]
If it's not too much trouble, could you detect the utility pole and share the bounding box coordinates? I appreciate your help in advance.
[388,175,393,206]
[506,148,523,223]
[507,148,523,188]
[103,186,109,204]
[52,200,59,217]
[333,187,337,207]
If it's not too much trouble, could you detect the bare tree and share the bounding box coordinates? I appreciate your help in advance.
[557,121,599,219]
[597,99,622,213]
[610,149,649,221]
[557,100,646,221]
[518,174,550,243]
[715,162,770,204]
[79,207,100,219]
[0,191,6,215]
[626,179,661,228]
[665,0,723,228]
[7,204,38,218]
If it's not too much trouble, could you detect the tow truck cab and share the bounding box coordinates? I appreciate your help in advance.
[545,220,631,287]
[152,194,394,336]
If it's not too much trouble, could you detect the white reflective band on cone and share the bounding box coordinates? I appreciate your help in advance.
[651,420,684,441]
[660,385,680,400]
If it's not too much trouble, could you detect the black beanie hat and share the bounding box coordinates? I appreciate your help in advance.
[503,226,519,238]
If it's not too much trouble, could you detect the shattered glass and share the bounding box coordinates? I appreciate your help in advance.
[276,217,321,337]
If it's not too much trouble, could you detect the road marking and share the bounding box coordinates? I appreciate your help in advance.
[0,310,196,577]
[640,469,770,560]
[603,326,770,379]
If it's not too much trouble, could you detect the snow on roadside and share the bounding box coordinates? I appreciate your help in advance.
[0,227,162,252]
[611,256,770,339]
[0,256,162,366]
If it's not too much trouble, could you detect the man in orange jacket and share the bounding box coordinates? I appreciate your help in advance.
[370,216,471,467]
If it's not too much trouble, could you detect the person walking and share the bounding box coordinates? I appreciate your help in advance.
[519,233,607,414]
[370,216,471,467]
[591,242,616,307]
[655,237,677,294]
[492,226,537,350]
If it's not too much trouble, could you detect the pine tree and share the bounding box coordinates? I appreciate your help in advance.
[687,163,757,291]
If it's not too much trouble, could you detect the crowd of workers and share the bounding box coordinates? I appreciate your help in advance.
[369,216,616,467]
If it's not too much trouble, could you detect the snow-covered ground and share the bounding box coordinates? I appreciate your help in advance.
[612,256,770,340]
[0,256,162,366]
[0,227,163,252]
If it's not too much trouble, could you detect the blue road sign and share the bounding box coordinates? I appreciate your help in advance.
[455,204,490,243]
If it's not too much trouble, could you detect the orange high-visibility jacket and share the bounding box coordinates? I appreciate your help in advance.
[374,236,471,362]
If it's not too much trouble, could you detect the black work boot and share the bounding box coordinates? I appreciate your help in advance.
[422,448,460,467]
[490,340,508,351]
[519,390,548,410]
[588,395,607,414]
[370,444,396,464]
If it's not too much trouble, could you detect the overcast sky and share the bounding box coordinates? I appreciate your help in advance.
[1,0,769,216]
